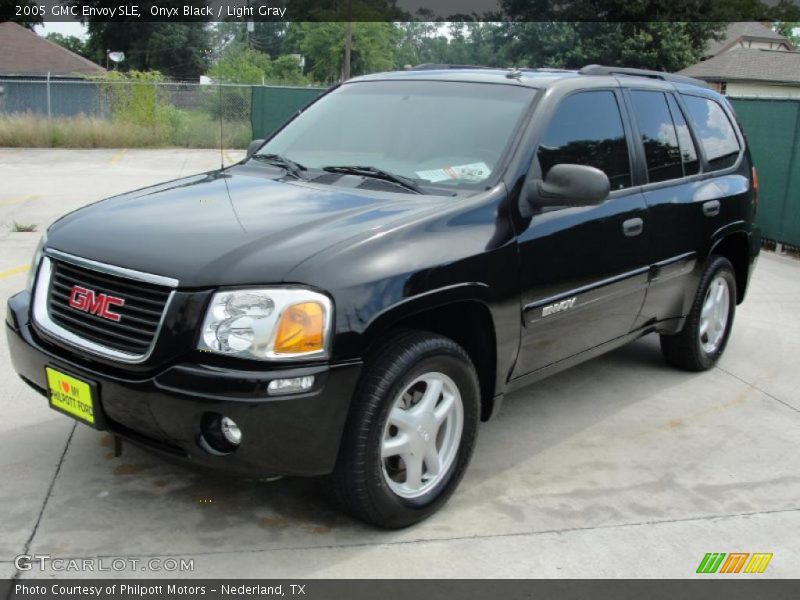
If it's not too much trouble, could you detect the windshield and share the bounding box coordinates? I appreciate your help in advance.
[256,80,536,190]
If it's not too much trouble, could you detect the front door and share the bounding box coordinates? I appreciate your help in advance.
[512,89,650,377]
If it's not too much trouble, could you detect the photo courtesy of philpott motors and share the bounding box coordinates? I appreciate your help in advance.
[6,64,760,529]
[15,585,105,597]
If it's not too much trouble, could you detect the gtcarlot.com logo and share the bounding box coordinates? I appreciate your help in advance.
[14,554,194,573]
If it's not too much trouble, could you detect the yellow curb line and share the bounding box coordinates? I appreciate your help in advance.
[0,194,38,207]
[223,149,235,166]
[0,264,29,279]
[109,148,128,165]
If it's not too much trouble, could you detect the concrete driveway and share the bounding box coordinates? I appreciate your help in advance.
[1,149,798,579]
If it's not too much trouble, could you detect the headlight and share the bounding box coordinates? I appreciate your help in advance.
[198,288,332,360]
[25,232,47,293]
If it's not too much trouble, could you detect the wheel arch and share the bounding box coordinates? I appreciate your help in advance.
[709,230,751,304]
[360,286,499,422]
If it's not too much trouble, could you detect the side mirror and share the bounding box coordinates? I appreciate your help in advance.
[246,139,265,159]
[522,164,610,215]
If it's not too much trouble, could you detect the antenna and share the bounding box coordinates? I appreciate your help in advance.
[218,82,224,170]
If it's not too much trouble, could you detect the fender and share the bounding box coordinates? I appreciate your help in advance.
[360,282,492,350]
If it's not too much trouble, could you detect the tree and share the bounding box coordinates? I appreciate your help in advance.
[249,22,290,57]
[207,44,272,84]
[493,0,800,70]
[0,0,42,28]
[496,0,793,21]
[774,22,800,46]
[46,33,91,59]
[84,21,212,79]
[70,1,212,79]
[270,55,308,84]
[493,22,727,72]
[289,22,395,84]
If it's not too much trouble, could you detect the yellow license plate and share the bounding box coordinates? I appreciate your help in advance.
[46,367,96,426]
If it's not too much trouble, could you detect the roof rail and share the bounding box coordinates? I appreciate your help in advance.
[578,64,709,88]
[516,67,573,73]
[409,63,495,71]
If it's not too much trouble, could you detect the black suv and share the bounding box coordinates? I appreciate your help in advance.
[6,65,759,528]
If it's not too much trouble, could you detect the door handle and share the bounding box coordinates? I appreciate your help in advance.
[622,217,644,237]
[703,200,721,217]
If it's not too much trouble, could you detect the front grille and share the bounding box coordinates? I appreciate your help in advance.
[47,259,171,356]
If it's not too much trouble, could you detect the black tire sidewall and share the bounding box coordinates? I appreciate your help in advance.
[693,259,737,369]
[364,341,480,525]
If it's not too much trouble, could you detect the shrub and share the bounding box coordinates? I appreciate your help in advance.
[0,113,250,149]
[91,71,178,143]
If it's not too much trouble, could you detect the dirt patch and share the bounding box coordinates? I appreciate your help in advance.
[259,515,289,529]
[113,463,146,476]
[306,525,331,535]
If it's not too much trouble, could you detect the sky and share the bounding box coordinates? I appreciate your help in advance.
[35,21,88,40]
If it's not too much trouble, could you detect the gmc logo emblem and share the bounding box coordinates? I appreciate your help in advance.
[68,285,125,322]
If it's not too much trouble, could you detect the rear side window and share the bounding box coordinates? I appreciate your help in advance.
[537,91,632,190]
[681,95,741,170]
[630,91,683,183]
[666,94,699,176]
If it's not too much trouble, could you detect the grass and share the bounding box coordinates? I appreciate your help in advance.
[0,112,252,149]
[11,221,37,232]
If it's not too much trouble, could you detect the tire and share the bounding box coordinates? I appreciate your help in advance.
[660,255,737,371]
[323,330,480,529]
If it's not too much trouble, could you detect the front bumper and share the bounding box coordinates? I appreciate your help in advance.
[6,291,361,478]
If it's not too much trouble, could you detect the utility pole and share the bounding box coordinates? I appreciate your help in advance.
[342,0,352,81]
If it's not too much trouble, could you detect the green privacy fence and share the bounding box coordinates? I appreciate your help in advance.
[250,85,325,141]
[729,97,800,247]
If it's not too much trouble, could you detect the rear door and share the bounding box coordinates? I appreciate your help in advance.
[512,88,650,376]
[626,88,746,326]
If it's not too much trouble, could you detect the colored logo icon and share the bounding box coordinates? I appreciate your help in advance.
[696,553,773,574]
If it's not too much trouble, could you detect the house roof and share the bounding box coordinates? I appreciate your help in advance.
[0,21,103,77]
[679,47,800,85]
[705,22,793,57]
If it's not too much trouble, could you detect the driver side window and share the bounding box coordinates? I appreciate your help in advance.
[537,91,632,191]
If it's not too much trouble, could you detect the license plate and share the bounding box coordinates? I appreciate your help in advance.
[46,367,97,427]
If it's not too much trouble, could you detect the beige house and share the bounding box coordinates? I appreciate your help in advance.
[679,22,800,98]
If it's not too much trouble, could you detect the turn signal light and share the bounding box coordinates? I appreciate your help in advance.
[273,302,325,354]
[751,166,759,212]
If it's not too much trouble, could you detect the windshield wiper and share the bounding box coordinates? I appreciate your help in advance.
[251,153,307,180]
[322,165,422,194]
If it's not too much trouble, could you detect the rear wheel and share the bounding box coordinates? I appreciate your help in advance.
[324,331,480,528]
[660,255,737,371]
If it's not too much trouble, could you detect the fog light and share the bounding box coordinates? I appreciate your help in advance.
[267,375,314,395]
[200,412,241,454]
[220,417,242,446]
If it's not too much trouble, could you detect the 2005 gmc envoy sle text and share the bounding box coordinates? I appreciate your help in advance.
[6,65,760,528]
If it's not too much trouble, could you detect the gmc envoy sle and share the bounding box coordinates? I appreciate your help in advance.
[6,65,759,528]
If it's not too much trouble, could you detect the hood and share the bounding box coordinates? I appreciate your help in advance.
[46,164,448,288]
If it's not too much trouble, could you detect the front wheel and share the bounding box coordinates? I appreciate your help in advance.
[660,255,737,371]
[323,331,480,528]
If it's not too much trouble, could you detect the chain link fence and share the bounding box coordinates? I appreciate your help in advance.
[0,78,323,151]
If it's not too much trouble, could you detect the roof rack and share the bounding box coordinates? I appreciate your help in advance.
[409,63,495,71]
[517,67,573,73]
[578,64,709,88]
